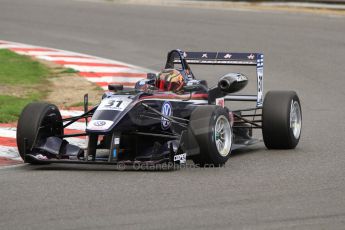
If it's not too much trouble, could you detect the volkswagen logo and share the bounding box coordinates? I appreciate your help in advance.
[94,121,106,126]
[161,101,172,130]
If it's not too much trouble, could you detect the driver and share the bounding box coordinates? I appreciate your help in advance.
[135,69,202,93]
[156,69,185,92]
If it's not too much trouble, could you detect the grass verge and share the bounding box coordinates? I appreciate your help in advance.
[0,49,103,123]
[0,49,50,85]
[0,49,50,123]
[0,94,41,123]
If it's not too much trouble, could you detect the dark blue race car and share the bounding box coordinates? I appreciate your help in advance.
[16,49,302,167]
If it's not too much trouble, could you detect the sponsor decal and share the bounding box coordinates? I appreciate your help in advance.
[186,79,200,86]
[182,60,255,65]
[94,121,106,126]
[97,96,132,111]
[114,138,120,145]
[174,153,186,164]
[161,101,173,130]
[87,120,114,130]
[36,154,48,160]
[256,67,264,106]
[256,54,264,106]
[257,57,264,67]
[224,54,232,59]
[202,53,208,58]
[236,73,247,82]
[247,54,255,60]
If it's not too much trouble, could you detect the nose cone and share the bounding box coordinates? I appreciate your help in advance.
[87,95,136,133]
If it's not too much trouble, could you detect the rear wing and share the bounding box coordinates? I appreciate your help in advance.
[172,51,264,107]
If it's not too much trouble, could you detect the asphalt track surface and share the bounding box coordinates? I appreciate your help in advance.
[1,0,345,229]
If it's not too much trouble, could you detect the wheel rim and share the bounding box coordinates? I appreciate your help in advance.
[290,100,302,139]
[214,115,232,157]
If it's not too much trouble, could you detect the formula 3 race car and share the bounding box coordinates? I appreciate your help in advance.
[16,49,302,168]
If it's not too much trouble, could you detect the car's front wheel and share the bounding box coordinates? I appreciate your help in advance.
[16,102,63,163]
[189,105,232,166]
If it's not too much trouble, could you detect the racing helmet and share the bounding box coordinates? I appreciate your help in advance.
[156,69,185,92]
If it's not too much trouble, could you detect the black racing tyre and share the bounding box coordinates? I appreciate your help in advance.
[262,91,302,149]
[189,105,232,167]
[16,102,63,162]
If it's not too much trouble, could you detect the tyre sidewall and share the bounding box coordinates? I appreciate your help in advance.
[206,107,232,165]
[262,91,302,149]
[16,103,63,159]
[190,106,232,166]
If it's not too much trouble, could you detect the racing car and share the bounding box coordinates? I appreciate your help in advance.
[16,49,302,167]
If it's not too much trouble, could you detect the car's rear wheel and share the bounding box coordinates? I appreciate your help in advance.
[189,105,232,166]
[17,102,63,163]
[262,91,302,149]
